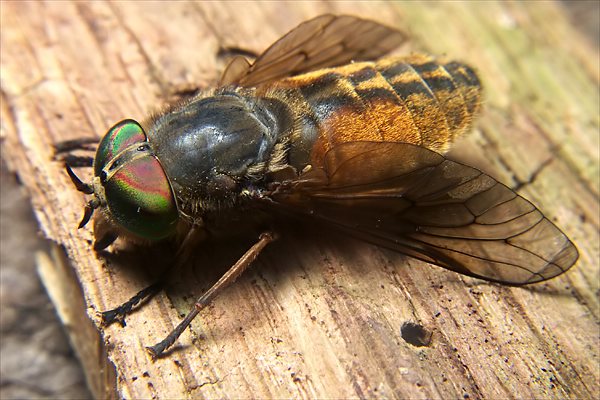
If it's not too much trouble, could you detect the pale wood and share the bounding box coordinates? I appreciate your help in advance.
[1,1,598,399]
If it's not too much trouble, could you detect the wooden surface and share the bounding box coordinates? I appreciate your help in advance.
[1,1,598,399]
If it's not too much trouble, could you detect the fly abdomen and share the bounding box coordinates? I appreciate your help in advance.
[383,55,482,144]
[267,55,482,169]
[354,54,482,152]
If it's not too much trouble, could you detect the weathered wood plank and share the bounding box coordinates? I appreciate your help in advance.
[1,1,597,399]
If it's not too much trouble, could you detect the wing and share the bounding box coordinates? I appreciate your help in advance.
[220,14,407,87]
[269,142,578,285]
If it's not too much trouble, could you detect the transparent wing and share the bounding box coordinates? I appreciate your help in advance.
[270,142,578,285]
[220,14,407,87]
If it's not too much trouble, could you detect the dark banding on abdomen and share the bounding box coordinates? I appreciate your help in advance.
[265,55,482,168]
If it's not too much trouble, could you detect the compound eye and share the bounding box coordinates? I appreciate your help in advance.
[95,119,147,176]
[104,154,178,240]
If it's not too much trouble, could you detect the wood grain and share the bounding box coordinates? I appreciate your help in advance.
[1,1,598,398]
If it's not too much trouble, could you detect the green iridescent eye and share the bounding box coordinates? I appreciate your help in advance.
[104,155,178,240]
[94,119,147,176]
[96,120,178,240]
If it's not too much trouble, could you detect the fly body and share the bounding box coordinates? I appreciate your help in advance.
[63,14,578,357]
[140,54,481,223]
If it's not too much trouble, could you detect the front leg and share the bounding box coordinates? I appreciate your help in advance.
[53,137,98,167]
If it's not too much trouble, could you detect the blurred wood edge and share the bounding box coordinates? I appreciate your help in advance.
[36,247,116,399]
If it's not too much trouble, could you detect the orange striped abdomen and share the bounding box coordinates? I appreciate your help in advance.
[267,54,482,169]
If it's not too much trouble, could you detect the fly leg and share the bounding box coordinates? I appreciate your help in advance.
[147,231,278,358]
[54,137,97,153]
[101,282,163,326]
[101,225,206,326]
[217,45,259,60]
[53,137,98,167]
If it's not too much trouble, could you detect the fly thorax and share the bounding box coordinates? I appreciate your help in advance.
[148,90,293,214]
